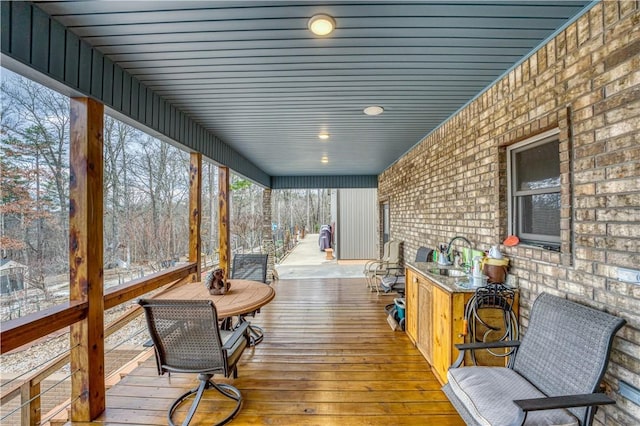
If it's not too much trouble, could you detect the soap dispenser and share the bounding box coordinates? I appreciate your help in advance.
[437,244,452,266]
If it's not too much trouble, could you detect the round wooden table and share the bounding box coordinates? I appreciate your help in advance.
[156,279,275,319]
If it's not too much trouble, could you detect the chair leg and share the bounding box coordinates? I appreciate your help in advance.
[248,324,264,346]
[236,316,264,346]
[168,373,243,426]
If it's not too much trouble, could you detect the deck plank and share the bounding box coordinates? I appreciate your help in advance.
[92,277,464,425]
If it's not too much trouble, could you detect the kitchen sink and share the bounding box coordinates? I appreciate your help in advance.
[428,268,467,277]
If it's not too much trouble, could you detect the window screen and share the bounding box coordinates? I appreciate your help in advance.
[510,137,561,249]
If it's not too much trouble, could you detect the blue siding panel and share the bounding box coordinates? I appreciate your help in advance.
[121,72,131,115]
[31,7,49,72]
[130,78,139,120]
[78,40,92,94]
[91,50,103,99]
[271,175,378,189]
[49,19,65,80]
[11,2,30,63]
[112,65,123,111]
[137,83,146,124]
[158,99,166,133]
[145,88,153,127]
[102,57,113,106]
[152,93,159,129]
[64,31,79,87]
[1,2,10,53]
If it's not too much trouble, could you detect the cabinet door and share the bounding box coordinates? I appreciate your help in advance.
[431,284,452,384]
[417,280,432,364]
[405,269,418,343]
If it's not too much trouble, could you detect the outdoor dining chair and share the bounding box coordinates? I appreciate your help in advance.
[231,253,269,345]
[138,298,250,426]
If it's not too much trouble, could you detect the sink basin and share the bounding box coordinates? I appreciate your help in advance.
[428,268,467,277]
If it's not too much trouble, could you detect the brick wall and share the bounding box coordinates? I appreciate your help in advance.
[378,2,639,424]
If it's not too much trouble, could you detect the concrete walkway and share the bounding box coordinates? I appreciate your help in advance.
[275,233,366,279]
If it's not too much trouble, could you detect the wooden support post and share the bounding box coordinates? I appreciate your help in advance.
[20,381,39,426]
[69,97,105,421]
[218,166,231,276]
[189,153,202,281]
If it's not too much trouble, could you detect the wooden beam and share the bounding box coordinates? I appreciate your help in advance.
[0,262,195,355]
[0,301,87,354]
[189,153,202,280]
[103,262,197,310]
[69,97,105,421]
[218,166,231,276]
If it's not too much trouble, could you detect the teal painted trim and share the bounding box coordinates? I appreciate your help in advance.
[272,175,378,189]
[1,2,271,188]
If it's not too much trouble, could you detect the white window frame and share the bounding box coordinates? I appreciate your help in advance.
[507,128,561,249]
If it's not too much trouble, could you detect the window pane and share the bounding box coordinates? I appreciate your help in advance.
[515,140,560,190]
[519,193,560,237]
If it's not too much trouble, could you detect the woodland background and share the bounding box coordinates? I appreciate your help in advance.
[0,69,331,318]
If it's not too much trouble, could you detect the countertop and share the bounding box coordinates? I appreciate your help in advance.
[407,262,478,293]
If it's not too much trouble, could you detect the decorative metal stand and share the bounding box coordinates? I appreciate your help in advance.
[463,284,519,365]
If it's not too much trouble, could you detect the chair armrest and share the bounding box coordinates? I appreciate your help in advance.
[450,340,521,368]
[383,266,405,276]
[514,392,615,412]
[364,260,384,273]
[455,340,521,351]
[222,321,250,350]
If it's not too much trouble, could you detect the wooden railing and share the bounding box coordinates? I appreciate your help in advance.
[0,262,197,426]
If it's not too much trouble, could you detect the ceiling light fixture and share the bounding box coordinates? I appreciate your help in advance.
[364,105,384,116]
[308,14,336,36]
[321,156,329,163]
[318,132,330,140]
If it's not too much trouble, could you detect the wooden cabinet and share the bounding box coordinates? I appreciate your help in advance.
[405,268,418,344]
[405,266,518,385]
[417,279,432,365]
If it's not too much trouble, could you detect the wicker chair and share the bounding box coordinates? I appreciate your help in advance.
[139,299,250,426]
[231,253,269,345]
[443,292,626,426]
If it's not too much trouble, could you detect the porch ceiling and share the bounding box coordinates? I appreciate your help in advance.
[34,1,591,177]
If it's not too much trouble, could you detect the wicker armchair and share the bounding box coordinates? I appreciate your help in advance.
[139,299,250,426]
[231,253,269,345]
[443,292,626,426]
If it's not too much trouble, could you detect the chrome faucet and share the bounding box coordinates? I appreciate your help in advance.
[446,236,473,269]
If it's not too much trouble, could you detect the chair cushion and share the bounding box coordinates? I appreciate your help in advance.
[380,275,405,286]
[220,329,248,368]
[447,367,578,426]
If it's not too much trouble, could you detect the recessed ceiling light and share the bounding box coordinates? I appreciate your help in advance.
[308,14,336,36]
[318,132,330,140]
[321,156,329,163]
[364,106,384,116]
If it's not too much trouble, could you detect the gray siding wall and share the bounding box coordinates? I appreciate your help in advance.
[336,189,378,260]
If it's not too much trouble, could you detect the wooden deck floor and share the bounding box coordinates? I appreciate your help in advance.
[94,278,464,425]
